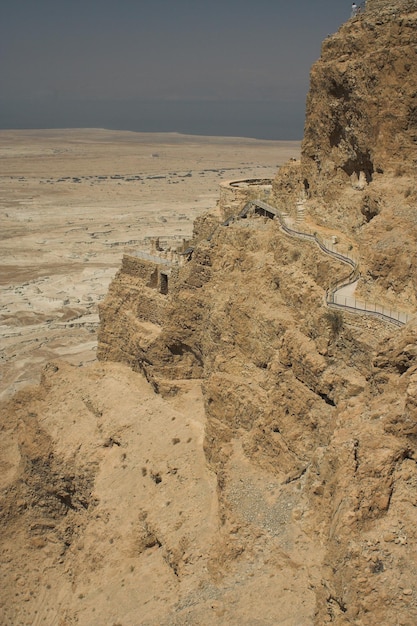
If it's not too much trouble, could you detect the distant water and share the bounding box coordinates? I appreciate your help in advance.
[0,98,305,141]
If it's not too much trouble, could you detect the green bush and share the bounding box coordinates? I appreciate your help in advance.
[324,310,343,336]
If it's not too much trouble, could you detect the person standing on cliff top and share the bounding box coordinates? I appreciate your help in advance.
[351,2,358,16]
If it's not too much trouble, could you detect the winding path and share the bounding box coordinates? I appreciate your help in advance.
[133,195,412,327]
[240,199,411,327]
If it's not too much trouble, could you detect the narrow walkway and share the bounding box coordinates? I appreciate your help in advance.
[132,196,412,327]
[243,199,411,327]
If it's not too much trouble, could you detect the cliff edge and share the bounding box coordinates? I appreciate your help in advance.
[277,0,417,310]
[1,1,416,624]
[97,1,417,623]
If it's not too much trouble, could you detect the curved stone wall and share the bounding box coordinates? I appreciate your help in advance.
[218,179,272,222]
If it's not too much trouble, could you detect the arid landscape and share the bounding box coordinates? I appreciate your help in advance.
[1,1,417,625]
[0,130,299,400]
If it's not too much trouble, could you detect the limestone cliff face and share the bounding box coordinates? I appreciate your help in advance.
[97,2,417,624]
[302,0,417,197]
[98,222,417,624]
[273,0,417,310]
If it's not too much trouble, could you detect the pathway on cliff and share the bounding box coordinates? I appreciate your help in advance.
[241,199,411,327]
[133,194,412,327]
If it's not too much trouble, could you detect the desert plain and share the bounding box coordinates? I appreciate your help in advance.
[0,129,300,400]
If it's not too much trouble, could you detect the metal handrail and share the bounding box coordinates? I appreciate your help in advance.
[248,200,411,327]
[130,197,412,327]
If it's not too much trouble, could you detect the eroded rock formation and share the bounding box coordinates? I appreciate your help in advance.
[1,1,416,624]
[285,0,417,310]
[97,2,417,623]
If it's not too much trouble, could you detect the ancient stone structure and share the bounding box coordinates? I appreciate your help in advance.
[218,178,272,222]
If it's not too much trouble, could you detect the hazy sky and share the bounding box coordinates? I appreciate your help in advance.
[0,0,351,138]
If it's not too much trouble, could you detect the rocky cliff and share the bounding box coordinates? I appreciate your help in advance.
[291,0,417,310]
[97,225,417,624]
[1,1,416,624]
[97,1,417,623]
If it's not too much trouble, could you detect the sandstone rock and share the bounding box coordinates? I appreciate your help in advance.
[2,1,417,624]
[95,7,417,619]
